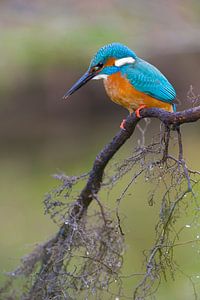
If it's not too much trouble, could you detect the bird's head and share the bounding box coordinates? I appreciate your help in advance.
[63,43,137,99]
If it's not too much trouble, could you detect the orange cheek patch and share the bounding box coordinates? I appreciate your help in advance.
[104,57,115,67]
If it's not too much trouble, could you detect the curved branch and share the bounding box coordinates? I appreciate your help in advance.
[138,105,200,125]
[61,105,200,233]
[14,105,200,299]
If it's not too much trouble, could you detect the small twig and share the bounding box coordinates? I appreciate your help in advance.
[93,193,107,226]
[162,125,170,162]
[176,126,192,192]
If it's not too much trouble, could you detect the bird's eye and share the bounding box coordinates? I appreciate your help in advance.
[97,62,103,68]
[92,62,103,72]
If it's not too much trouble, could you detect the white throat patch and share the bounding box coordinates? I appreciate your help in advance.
[115,57,135,67]
[92,74,108,80]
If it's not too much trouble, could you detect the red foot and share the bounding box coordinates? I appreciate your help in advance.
[120,119,126,130]
[135,105,147,118]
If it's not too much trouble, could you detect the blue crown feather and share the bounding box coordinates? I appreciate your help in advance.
[90,43,137,67]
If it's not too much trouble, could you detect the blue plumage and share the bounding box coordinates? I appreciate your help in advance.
[121,58,176,103]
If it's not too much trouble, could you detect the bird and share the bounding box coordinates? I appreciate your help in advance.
[63,43,176,129]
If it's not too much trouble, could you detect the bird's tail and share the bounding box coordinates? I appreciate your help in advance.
[172,103,176,112]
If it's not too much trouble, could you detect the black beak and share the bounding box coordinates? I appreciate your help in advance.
[63,70,96,99]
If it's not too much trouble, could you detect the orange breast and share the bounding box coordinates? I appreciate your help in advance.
[103,72,173,113]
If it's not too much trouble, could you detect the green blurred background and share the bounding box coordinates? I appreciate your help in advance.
[1,0,200,299]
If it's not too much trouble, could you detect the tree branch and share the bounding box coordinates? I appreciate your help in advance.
[60,105,200,237]
[9,105,200,299]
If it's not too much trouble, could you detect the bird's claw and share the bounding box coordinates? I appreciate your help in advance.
[120,119,126,130]
[135,105,147,118]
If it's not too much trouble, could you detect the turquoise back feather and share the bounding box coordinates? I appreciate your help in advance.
[121,58,176,104]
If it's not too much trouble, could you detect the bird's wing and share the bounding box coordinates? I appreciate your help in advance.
[122,58,176,103]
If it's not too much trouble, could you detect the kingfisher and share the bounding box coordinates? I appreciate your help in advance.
[63,43,176,129]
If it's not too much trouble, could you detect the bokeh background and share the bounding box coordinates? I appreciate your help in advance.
[1,0,200,299]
